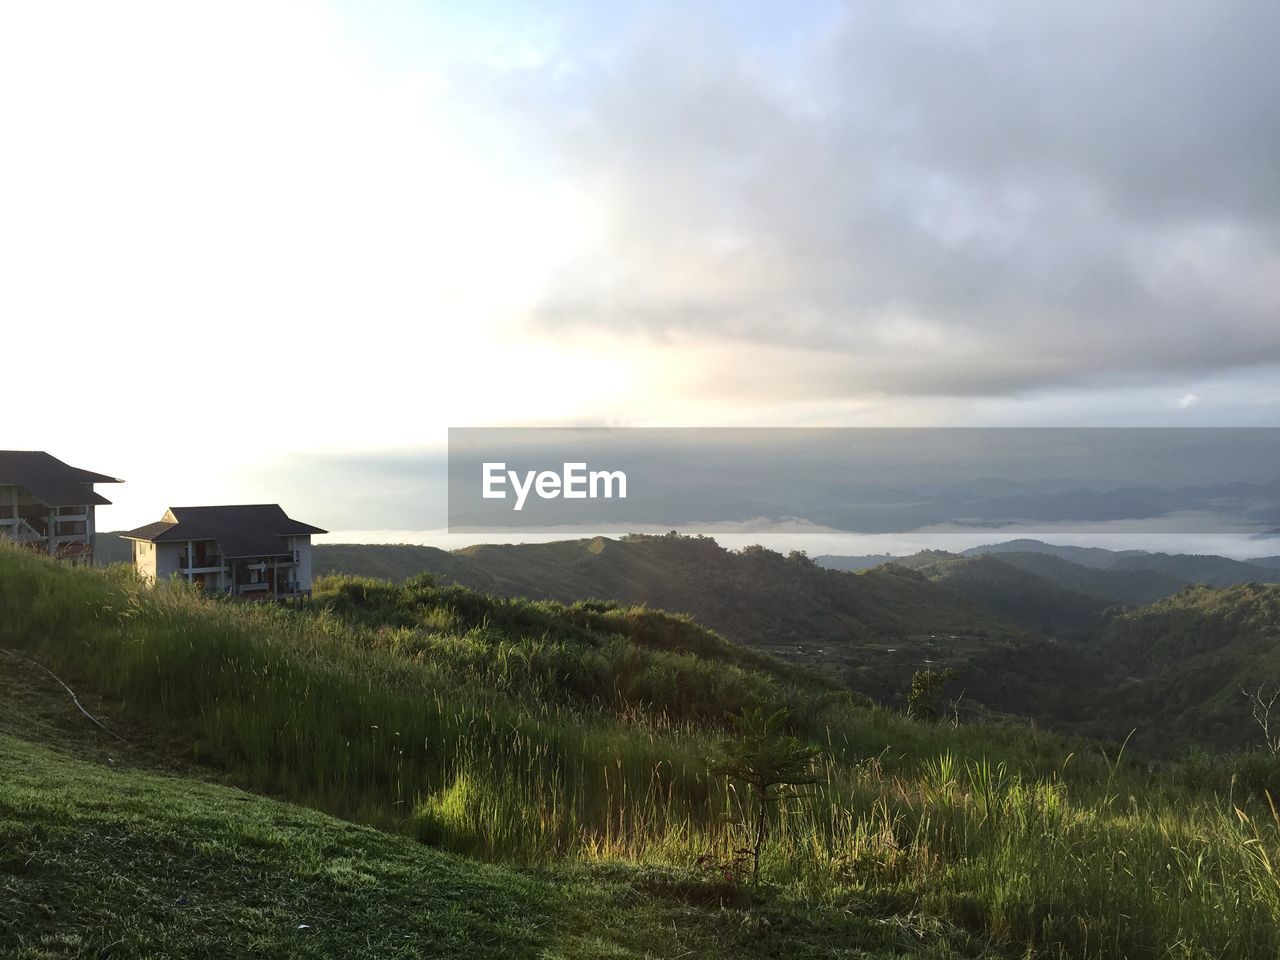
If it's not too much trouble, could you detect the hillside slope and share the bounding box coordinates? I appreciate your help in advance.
[960,539,1146,569]
[314,542,465,582]
[972,550,1184,606]
[99,533,1021,658]
[0,730,551,960]
[1110,552,1280,588]
[962,539,1280,587]
[895,551,1114,639]
[2,730,959,960]
[817,540,1280,610]
[1085,582,1280,751]
[5,546,1280,957]
[328,535,1024,662]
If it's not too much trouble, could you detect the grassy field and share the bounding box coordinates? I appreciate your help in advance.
[2,727,992,959]
[3,545,1280,957]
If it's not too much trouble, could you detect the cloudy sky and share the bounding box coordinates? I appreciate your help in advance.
[3,1,1278,534]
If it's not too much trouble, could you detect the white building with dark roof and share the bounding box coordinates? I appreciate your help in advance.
[0,451,122,563]
[122,504,327,598]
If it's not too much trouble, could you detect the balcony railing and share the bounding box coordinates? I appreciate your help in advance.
[179,556,225,570]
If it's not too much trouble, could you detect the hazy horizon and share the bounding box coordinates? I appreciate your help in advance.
[198,528,1280,563]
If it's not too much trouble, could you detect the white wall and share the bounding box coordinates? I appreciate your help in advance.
[131,539,158,581]
[155,542,184,581]
[134,536,313,595]
[290,535,314,592]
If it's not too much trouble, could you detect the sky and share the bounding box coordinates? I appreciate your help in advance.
[2,1,1278,539]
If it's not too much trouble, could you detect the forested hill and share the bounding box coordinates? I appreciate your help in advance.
[818,540,1280,607]
[1082,582,1280,751]
[894,551,1115,640]
[319,535,1023,662]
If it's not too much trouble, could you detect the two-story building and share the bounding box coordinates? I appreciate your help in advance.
[122,504,327,598]
[0,450,122,564]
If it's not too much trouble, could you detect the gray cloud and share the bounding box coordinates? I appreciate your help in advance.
[486,2,1280,397]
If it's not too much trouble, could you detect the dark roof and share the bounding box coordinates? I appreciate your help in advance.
[123,520,179,541]
[0,450,122,506]
[121,504,327,559]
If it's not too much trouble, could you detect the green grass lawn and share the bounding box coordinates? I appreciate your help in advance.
[0,730,987,959]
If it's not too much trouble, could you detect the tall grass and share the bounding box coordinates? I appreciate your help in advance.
[3,545,1280,957]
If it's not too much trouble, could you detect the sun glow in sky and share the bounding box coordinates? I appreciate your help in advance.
[3,1,1278,534]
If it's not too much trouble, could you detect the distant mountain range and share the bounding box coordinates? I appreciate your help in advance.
[819,538,1280,587]
[815,540,1280,640]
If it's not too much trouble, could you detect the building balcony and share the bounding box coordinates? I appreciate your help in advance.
[241,558,297,570]
[179,556,226,572]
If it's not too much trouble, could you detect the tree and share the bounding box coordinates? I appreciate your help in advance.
[907,668,956,722]
[711,707,822,884]
[1243,681,1280,755]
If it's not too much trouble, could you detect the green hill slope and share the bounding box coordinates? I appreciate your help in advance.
[1,730,552,960]
[311,572,837,728]
[329,534,1024,660]
[314,542,464,581]
[1110,552,1280,587]
[1085,582,1280,751]
[897,551,1114,639]
[3,728,966,960]
[810,553,897,572]
[972,550,1185,606]
[5,546,1280,957]
[959,539,1146,569]
[101,533,1022,657]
